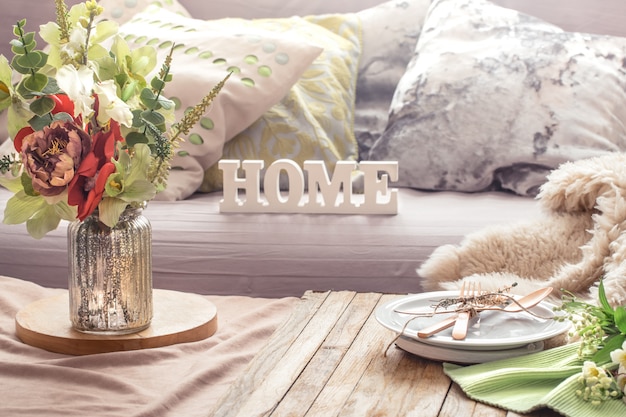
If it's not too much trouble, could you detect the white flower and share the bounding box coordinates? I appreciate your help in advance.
[93,80,133,127]
[60,26,88,63]
[56,65,94,119]
[610,341,626,367]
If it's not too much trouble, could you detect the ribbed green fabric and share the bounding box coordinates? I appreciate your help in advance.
[443,343,626,416]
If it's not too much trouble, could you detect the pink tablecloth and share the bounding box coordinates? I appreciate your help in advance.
[0,276,298,417]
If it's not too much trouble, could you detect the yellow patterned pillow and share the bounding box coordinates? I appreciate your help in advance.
[200,14,362,192]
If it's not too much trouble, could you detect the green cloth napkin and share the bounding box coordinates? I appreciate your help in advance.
[443,343,626,417]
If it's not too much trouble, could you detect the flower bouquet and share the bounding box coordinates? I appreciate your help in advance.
[0,0,227,239]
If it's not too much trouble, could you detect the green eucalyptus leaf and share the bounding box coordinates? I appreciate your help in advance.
[28,114,53,131]
[16,51,44,70]
[141,110,165,126]
[21,32,35,46]
[140,88,157,109]
[29,96,55,116]
[52,112,74,123]
[150,77,165,91]
[11,55,30,74]
[157,96,174,110]
[41,77,62,95]
[23,73,48,92]
[12,20,27,36]
[125,131,149,147]
[131,109,144,128]
[10,40,26,55]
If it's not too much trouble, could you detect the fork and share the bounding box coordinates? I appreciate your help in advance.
[451,281,480,340]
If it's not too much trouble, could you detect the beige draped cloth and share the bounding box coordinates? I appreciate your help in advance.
[0,275,298,417]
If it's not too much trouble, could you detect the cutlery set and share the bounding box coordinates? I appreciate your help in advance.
[394,283,554,341]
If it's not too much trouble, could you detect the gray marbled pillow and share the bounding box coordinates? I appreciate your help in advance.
[354,0,430,158]
[368,0,626,196]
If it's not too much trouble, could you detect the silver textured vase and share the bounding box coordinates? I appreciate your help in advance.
[68,205,153,334]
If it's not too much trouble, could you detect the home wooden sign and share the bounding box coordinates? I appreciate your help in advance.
[219,159,398,214]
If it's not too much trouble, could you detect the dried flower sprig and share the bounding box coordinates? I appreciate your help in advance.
[54,0,71,43]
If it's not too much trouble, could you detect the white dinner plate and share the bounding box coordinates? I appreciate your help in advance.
[375,291,570,351]
[394,336,545,364]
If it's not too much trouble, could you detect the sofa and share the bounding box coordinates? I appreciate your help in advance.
[1,0,625,298]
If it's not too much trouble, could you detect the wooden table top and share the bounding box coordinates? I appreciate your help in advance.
[209,291,561,417]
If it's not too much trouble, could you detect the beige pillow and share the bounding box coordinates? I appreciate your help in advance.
[119,7,323,200]
[98,0,191,23]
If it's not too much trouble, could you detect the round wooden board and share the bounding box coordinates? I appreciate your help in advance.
[15,289,218,355]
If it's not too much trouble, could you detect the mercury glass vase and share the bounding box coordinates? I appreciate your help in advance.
[67,205,153,334]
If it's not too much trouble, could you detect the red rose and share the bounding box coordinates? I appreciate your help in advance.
[68,120,123,220]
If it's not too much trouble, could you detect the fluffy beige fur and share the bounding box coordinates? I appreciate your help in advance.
[418,153,626,307]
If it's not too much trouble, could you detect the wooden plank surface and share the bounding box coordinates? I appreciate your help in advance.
[209,291,562,417]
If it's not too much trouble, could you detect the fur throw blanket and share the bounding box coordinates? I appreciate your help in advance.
[417,153,626,307]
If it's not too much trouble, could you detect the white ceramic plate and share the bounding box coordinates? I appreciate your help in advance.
[394,336,544,364]
[375,291,570,351]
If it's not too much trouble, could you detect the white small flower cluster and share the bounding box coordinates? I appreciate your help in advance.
[576,361,622,405]
[610,341,626,404]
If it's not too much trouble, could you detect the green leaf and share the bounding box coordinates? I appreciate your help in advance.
[29,96,55,116]
[52,112,74,123]
[2,191,46,224]
[53,200,78,222]
[40,77,61,95]
[0,176,24,193]
[140,88,157,109]
[125,131,149,147]
[598,280,614,316]
[23,73,48,93]
[26,204,62,239]
[157,96,174,110]
[615,306,626,334]
[28,114,53,131]
[150,77,165,91]
[97,197,129,228]
[12,20,27,36]
[591,333,626,365]
[11,55,29,75]
[20,171,37,196]
[15,51,45,70]
[141,110,165,126]
[121,79,138,102]
[117,179,156,203]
